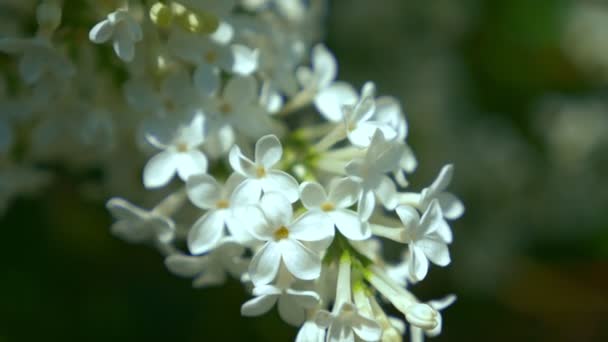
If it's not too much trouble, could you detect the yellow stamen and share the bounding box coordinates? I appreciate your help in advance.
[216,199,229,209]
[274,226,290,240]
[321,202,335,212]
[256,166,266,178]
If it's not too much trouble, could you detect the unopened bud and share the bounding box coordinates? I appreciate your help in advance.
[405,303,438,330]
[150,2,173,28]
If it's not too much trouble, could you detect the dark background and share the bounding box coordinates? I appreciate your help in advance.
[2,0,608,341]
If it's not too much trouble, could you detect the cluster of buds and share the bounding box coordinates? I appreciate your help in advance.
[0,1,463,341]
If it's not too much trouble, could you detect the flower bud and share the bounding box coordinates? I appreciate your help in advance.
[405,303,438,330]
[149,2,173,28]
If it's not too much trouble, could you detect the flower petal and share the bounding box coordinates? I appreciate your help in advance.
[329,210,370,241]
[231,44,258,75]
[278,294,306,326]
[229,145,257,177]
[352,313,383,342]
[255,134,282,169]
[289,211,334,242]
[264,170,299,203]
[188,211,226,255]
[260,192,293,228]
[312,44,337,88]
[417,238,450,267]
[249,242,281,285]
[224,75,257,105]
[176,149,208,181]
[143,150,177,188]
[89,20,113,43]
[328,177,360,208]
[193,63,220,97]
[186,173,222,209]
[164,254,206,278]
[241,294,279,317]
[314,82,358,122]
[279,239,321,280]
[437,192,465,220]
[408,245,429,282]
[299,181,327,209]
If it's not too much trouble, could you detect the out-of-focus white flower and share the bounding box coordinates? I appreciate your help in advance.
[300,178,370,240]
[89,9,143,62]
[247,192,333,285]
[398,164,464,220]
[229,134,299,202]
[143,113,207,189]
[106,197,175,244]
[381,202,451,282]
[0,37,74,84]
[295,320,326,342]
[297,44,337,92]
[169,30,258,96]
[241,282,320,326]
[186,173,259,254]
[346,131,402,220]
[165,239,248,287]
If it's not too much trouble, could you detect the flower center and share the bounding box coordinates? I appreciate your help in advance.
[274,226,289,240]
[256,166,266,178]
[219,102,232,114]
[204,50,218,64]
[321,201,335,212]
[216,199,229,209]
[176,142,189,152]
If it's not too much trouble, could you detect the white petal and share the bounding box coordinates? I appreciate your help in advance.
[193,63,220,97]
[226,206,264,243]
[210,21,234,44]
[241,294,278,316]
[193,270,226,288]
[249,242,281,285]
[113,30,135,61]
[429,294,457,311]
[279,239,321,280]
[314,82,358,122]
[329,210,370,241]
[328,177,360,208]
[224,75,257,105]
[260,192,293,228]
[408,245,429,282]
[252,284,282,297]
[349,122,397,148]
[328,320,353,342]
[289,211,334,242]
[299,182,327,209]
[375,176,398,210]
[230,44,258,75]
[188,211,226,255]
[231,180,262,205]
[264,170,299,203]
[395,205,420,228]
[352,314,383,342]
[314,310,333,328]
[229,145,257,177]
[437,192,465,220]
[420,200,452,243]
[186,174,222,209]
[175,149,208,181]
[89,20,113,43]
[357,190,375,222]
[285,289,321,308]
[312,44,337,88]
[278,294,306,326]
[296,321,326,342]
[255,134,282,169]
[143,150,177,188]
[164,254,206,278]
[418,238,450,267]
[106,197,143,221]
[430,164,453,194]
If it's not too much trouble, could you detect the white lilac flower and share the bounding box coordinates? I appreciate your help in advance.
[229,134,299,202]
[346,131,402,221]
[186,173,259,254]
[0,37,74,84]
[247,192,333,285]
[419,165,464,220]
[164,239,248,288]
[342,82,397,147]
[314,81,358,122]
[168,30,258,96]
[383,202,451,282]
[297,44,337,92]
[143,113,208,189]
[203,76,277,140]
[410,295,456,341]
[315,254,382,342]
[299,178,371,240]
[124,71,197,116]
[241,281,321,326]
[295,320,326,342]
[106,198,175,244]
[89,9,142,62]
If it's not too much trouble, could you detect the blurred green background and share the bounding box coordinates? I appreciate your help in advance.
[2,0,608,341]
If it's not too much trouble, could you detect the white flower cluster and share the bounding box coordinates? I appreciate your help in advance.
[0,1,463,341]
